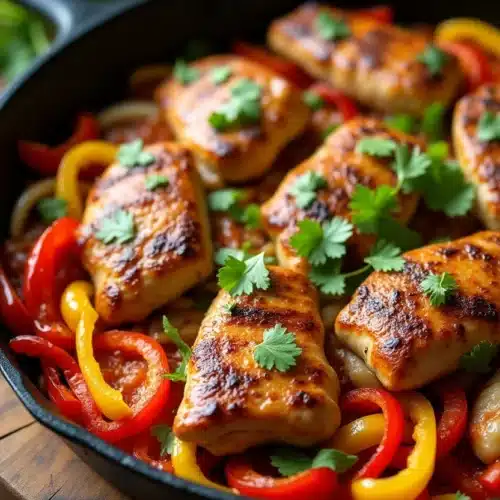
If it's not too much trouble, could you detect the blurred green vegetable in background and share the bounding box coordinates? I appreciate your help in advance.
[0,0,50,88]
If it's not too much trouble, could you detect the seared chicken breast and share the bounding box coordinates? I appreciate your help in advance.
[470,369,500,464]
[268,3,463,115]
[261,117,421,271]
[336,232,500,390]
[80,142,213,325]
[174,266,340,455]
[453,84,500,229]
[157,55,310,188]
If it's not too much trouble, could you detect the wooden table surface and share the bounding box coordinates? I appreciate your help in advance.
[0,375,129,500]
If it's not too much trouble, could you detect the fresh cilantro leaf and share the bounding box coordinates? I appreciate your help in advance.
[385,115,416,134]
[214,247,248,266]
[417,45,449,77]
[420,272,457,306]
[145,174,169,191]
[364,241,405,272]
[217,252,270,296]
[271,447,357,477]
[253,323,302,372]
[356,137,397,157]
[37,197,67,223]
[309,259,346,296]
[117,139,155,168]
[350,185,397,234]
[477,111,500,142]
[460,341,498,374]
[427,140,449,160]
[208,188,245,212]
[151,425,174,457]
[455,493,471,500]
[421,102,445,141]
[315,11,351,41]
[211,65,232,85]
[241,203,261,229]
[173,59,200,85]
[290,217,353,266]
[289,171,327,209]
[322,123,339,139]
[209,78,262,131]
[377,217,422,251]
[392,144,431,193]
[162,316,192,382]
[303,90,324,111]
[95,210,136,245]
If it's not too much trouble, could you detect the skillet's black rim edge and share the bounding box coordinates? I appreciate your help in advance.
[0,1,239,497]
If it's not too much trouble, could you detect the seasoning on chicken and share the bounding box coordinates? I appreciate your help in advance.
[173,266,340,456]
[268,3,463,115]
[336,231,500,391]
[157,55,310,188]
[79,142,213,325]
[453,83,500,230]
[261,117,421,271]
[470,368,500,464]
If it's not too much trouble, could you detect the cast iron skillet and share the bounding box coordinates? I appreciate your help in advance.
[1,1,500,499]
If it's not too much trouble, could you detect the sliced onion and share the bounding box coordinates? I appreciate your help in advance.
[97,101,159,132]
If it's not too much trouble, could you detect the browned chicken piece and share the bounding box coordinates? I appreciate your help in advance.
[80,142,213,325]
[453,84,500,230]
[261,117,421,272]
[173,266,340,455]
[157,55,310,188]
[336,231,500,391]
[268,3,463,115]
[470,368,500,464]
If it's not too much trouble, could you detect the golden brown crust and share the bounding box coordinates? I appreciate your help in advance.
[268,3,463,115]
[336,231,500,390]
[80,142,213,325]
[261,117,421,270]
[157,55,310,187]
[453,84,500,229]
[174,266,340,455]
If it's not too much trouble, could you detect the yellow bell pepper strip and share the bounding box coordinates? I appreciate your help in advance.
[331,414,386,455]
[171,437,235,494]
[350,392,436,500]
[436,18,500,59]
[56,141,117,219]
[60,281,132,420]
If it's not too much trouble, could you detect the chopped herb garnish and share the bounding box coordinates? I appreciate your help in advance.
[162,316,192,382]
[417,45,449,77]
[117,139,155,168]
[289,171,327,209]
[173,59,200,85]
[460,341,498,374]
[356,137,397,157]
[208,188,245,212]
[95,209,136,245]
[151,425,175,457]
[214,247,248,266]
[455,493,471,500]
[211,65,232,85]
[384,115,416,134]
[37,197,67,223]
[241,203,261,229]
[223,302,236,315]
[303,90,324,111]
[421,102,446,141]
[477,111,500,142]
[217,252,270,296]
[253,323,302,372]
[315,11,351,41]
[145,174,169,191]
[392,144,431,194]
[322,123,339,139]
[420,272,457,306]
[209,78,262,131]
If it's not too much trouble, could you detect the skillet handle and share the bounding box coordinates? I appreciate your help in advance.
[20,0,143,41]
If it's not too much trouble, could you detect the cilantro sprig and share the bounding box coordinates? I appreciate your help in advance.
[253,324,302,372]
[417,45,449,77]
[356,137,397,157]
[162,316,192,382]
[477,111,500,142]
[145,174,169,191]
[151,425,175,457]
[95,209,136,245]
[271,447,357,476]
[315,11,351,41]
[420,271,457,306]
[460,341,498,374]
[303,90,324,111]
[117,139,155,168]
[173,59,200,85]
[208,188,261,229]
[211,65,232,85]
[218,252,270,296]
[289,171,327,209]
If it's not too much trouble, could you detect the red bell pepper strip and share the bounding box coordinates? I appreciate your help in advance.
[357,5,394,24]
[307,83,359,122]
[42,360,83,422]
[10,333,170,443]
[479,460,500,496]
[439,41,493,91]
[0,262,33,335]
[341,387,405,479]
[232,42,314,89]
[23,217,81,350]
[225,454,338,500]
[18,113,100,177]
